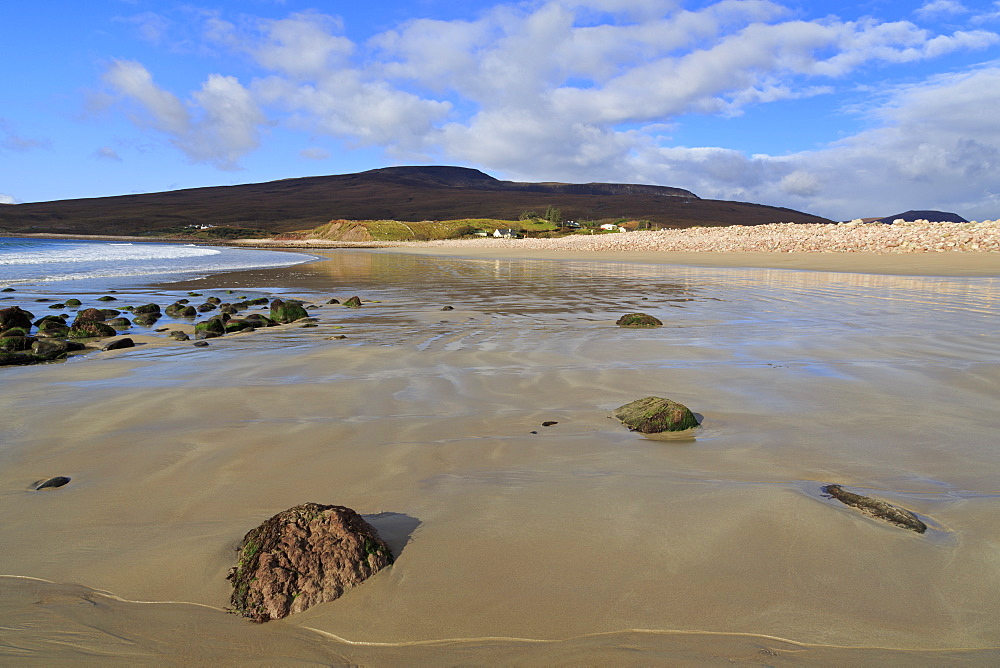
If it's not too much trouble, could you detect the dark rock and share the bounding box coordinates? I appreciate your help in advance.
[178,306,197,318]
[99,309,121,319]
[64,298,81,307]
[105,317,132,330]
[48,303,66,309]
[613,396,699,433]
[177,298,190,305]
[0,287,14,292]
[326,298,340,304]
[193,340,210,347]
[34,476,71,490]
[616,313,663,327]
[133,313,160,326]
[247,297,270,306]
[228,503,393,622]
[270,299,309,324]
[541,421,558,427]
[102,338,135,351]
[155,327,169,332]
[342,296,362,308]
[194,318,226,339]
[242,313,276,328]
[197,303,217,313]
[32,339,72,356]
[206,296,222,305]
[96,295,117,302]
[36,320,70,338]
[132,303,161,315]
[188,292,202,297]
[0,306,34,331]
[73,308,105,324]
[326,334,348,339]
[225,320,255,333]
[300,323,318,328]
[823,484,927,533]
[0,335,34,352]
[168,331,191,341]
[68,321,117,339]
[0,327,28,337]
[0,351,37,366]
[441,305,454,311]
[219,304,236,314]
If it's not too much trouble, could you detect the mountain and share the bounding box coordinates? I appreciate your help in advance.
[0,166,832,236]
[876,210,968,224]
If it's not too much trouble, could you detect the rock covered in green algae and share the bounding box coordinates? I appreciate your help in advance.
[194,318,226,339]
[613,396,699,433]
[342,296,363,308]
[0,306,34,331]
[823,484,927,534]
[228,503,393,623]
[616,313,663,327]
[68,320,117,339]
[269,298,309,324]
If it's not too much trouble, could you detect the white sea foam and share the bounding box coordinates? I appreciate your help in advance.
[0,243,220,266]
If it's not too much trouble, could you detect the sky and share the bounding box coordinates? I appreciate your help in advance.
[3,0,1000,221]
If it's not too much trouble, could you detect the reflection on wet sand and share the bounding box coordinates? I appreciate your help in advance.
[2,250,999,664]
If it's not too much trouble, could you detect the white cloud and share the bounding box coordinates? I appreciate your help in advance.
[102,60,264,169]
[300,147,330,160]
[0,193,16,204]
[94,146,123,161]
[0,119,49,152]
[100,1,1000,218]
[916,1,969,18]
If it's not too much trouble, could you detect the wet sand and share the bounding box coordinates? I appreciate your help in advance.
[2,249,1000,665]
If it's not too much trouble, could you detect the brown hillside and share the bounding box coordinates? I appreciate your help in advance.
[0,166,831,235]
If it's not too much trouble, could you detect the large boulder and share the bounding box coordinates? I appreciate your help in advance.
[342,296,362,308]
[0,306,34,331]
[269,299,309,324]
[613,396,699,433]
[73,308,105,324]
[228,503,393,623]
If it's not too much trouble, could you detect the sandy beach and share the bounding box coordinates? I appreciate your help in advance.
[2,245,1000,665]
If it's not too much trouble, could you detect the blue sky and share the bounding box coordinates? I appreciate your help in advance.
[3,0,1000,221]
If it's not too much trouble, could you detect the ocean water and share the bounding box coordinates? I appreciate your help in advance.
[0,237,317,291]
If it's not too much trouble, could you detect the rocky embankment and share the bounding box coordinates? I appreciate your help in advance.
[242,219,1000,253]
[413,220,1000,253]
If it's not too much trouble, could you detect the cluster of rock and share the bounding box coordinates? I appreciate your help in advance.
[0,290,369,366]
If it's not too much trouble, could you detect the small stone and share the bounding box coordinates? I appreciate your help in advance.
[169,331,191,341]
[342,296,362,308]
[616,313,663,327]
[193,341,210,347]
[823,484,927,534]
[326,298,340,304]
[102,338,135,351]
[96,295,117,302]
[441,305,454,311]
[542,421,558,427]
[34,476,71,490]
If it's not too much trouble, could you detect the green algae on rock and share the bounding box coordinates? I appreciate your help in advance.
[269,299,309,324]
[613,396,699,433]
[823,484,927,534]
[616,313,663,327]
[342,296,363,308]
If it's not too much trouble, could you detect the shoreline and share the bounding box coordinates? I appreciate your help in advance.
[3,239,1000,664]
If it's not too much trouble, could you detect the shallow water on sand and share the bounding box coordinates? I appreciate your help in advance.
[2,250,999,664]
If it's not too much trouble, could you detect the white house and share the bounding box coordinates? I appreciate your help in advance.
[599,223,626,231]
[493,228,516,238]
